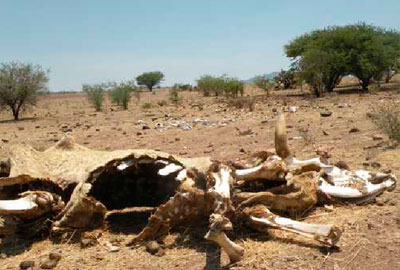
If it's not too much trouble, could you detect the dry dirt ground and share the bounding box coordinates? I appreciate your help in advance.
[0,84,400,270]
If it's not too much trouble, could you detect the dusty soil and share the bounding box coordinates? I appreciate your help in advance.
[1,84,400,270]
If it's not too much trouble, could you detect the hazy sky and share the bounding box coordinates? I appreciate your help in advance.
[0,0,399,91]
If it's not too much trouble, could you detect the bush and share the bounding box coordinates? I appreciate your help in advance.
[0,62,49,120]
[253,75,273,95]
[157,100,168,106]
[109,81,137,110]
[83,83,106,111]
[172,83,193,91]
[225,96,256,111]
[196,75,244,97]
[168,88,182,105]
[141,103,152,109]
[371,100,400,143]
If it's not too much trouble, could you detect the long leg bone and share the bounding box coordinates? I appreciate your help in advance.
[243,205,341,246]
[205,164,244,263]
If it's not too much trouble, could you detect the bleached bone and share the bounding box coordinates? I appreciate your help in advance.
[318,168,397,203]
[117,160,134,171]
[158,163,183,176]
[286,156,326,172]
[246,205,341,246]
[0,191,64,219]
[204,229,244,263]
[205,165,243,263]
[284,156,397,203]
[234,156,287,182]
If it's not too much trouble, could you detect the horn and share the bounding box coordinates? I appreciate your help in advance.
[275,112,291,159]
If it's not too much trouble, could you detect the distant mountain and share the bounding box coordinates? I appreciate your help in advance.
[244,72,279,83]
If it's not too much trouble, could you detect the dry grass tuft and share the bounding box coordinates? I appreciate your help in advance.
[371,100,400,143]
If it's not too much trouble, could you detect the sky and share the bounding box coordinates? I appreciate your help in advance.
[0,0,399,92]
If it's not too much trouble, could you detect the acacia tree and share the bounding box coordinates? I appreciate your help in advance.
[285,23,400,95]
[136,71,164,91]
[0,62,49,120]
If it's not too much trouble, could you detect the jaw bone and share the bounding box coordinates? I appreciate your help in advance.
[244,205,341,246]
[0,191,64,220]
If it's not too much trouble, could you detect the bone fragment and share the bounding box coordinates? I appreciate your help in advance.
[158,163,183,176]
[204,230,244,263]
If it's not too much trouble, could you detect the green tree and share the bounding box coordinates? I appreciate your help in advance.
[275,68,296,89]
[136,71,164,91]
[83,83,107,111]
[285,23,400,94]
[109,80,137,110]
[0,62,49,120]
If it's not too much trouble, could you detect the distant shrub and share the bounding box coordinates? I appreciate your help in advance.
[141,103,152,109]
[83,83,106,111]
[157,100,168,106]
[371,100,400,143]
[168,88,182,105]
[172,83,193,91]
[109,81,137,110]
[253,75,273,95]
[226,96,256,111]
[196,75,244,97]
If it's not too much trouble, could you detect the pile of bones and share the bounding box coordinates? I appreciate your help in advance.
[0,114,396,263]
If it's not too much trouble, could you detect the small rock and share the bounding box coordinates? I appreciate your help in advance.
[146,241,161,255]
[20,261,35,269]
[320,111,332,117]
[375,197,385,206]
[136,131,143,136]
[324,205,334,212]
[142,125,150,130]
[322,130,329,136]
[349,127,360,133]
[1,139,9,143]
[372,134,384,141]
[388,198,397,206]
[17,127,24,131]
[49,252,62,261]
[80,238,96,248]
[335,161,350,170]
[40,260,58,269]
